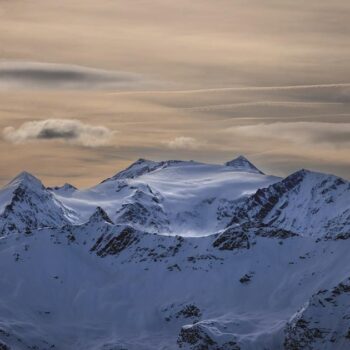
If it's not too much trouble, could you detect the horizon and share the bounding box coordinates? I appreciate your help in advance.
[1,154,348,189]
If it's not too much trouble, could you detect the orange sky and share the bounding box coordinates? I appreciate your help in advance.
[0,0,349,187]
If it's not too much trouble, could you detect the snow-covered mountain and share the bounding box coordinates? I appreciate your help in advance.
[0,172,77,235]
[0,156,348,350]
[51,157,280,236]
[229,169,350,238]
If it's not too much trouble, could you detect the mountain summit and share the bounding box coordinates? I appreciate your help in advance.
[225,155,264,174]
[0,171,76,235]
[8,171,44,190]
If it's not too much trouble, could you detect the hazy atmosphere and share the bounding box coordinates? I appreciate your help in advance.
[1,0,350,186]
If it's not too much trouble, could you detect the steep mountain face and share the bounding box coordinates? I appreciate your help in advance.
[0,157,348,350]
[230,169,350,238]
[114,184,171,233]
[284,277,350,350]
[0,172,77,235]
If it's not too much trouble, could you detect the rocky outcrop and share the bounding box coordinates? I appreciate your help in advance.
[284,277,350,350]
[96,226,140,257]
[229,170,350,238]
[177,323,240,350]
[163,303,202,323]
[114,185,170,233]
[88,207,114,225]
[212,227,250,250]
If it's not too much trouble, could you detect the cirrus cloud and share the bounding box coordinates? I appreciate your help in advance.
[166,136,201,150]
[228,122,350,147]
[3,119,115,147]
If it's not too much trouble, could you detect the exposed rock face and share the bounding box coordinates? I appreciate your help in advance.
[114,185,171,233]
[177,305,202,320]
[252,224,298,239]
[225,155,264,175]
[178,325,217,349]
[96,226,140,257]
[212,223,297,252]
[163,303,202,324]
[239,272,254,284]
[0,172,74,235]
[93,229,189,263]
[229,169,350,238]
[177,324,240,350]
[212,227,250,250]
[89,207,114,225]
[284,277,350,350]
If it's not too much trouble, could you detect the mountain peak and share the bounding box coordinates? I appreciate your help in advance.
[47,183,77,193]
[8,171,44,189]
[230,166,349,237]
[88,206,114,225]
[103,158,161,182]
[284,168,344,184]
[225,155,264,174]
[135,158,152,164]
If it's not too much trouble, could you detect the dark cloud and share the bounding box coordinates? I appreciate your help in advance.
[3,119,115,147]
[37,128,78,140]
[0,62,153,90]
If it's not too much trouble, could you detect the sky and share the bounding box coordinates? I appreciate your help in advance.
[0,0,349,187]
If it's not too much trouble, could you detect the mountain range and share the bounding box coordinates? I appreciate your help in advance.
[0,156,349,350]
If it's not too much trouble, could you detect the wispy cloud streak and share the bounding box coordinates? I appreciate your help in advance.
[0,62,154,90]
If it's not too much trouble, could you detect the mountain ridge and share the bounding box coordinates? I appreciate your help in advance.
[229,168,350,238]
[0,156,348,349]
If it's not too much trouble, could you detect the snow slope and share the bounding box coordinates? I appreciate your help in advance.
[0,223,350,349]
[52,157,280,236]
[0,156,348,350]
